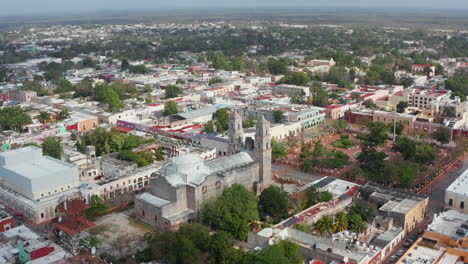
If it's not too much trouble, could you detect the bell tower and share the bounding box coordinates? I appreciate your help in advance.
[228,109,243,155]
[255,115,272,189]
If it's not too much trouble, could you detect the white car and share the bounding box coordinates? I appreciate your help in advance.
[397,249,405,256]
[390,255,398,262]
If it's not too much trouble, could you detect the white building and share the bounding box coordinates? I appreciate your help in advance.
[444,168,468,214]
[0,147,80,224]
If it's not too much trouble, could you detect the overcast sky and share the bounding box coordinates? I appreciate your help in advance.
[2,0,468,15]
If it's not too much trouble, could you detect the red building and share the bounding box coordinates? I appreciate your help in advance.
[55,198,95,235]
[344,111,373,125]
[0,209,14,232]
[0,93,9,102]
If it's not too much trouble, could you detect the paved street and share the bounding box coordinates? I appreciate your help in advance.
[426,155,468,214]
[380,155,467,264]
[272,164,324,184]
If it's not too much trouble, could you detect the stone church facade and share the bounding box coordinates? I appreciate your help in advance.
[135,110,272,231]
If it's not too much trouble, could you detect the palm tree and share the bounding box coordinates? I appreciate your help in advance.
[316,215,333,236]
[349,214,368,234]
[38,111,51,123]
[333,212,349,233]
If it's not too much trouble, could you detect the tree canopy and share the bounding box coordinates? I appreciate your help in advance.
[200,184,259,240]
[165,85,183,99]
[432,126,451,145]
[164,101,179,116]
[259,186,289,219]
[42,137,63,160]
[0,106,32,132]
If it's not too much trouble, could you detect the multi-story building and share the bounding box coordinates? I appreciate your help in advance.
[397,210,468,264]
[389,89,451,110]
[0,146,80,224]
[272,84,310,97]
[8,90,37,102]
[359,183,429,235]
[444,168,468,214]
[412,64,435,77]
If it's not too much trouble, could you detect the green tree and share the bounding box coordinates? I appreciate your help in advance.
[176,78,186,85]
[279,72,310,86]
[55,79,74,93]
[21,81,48,96]
[86,195,108,218]
[208,77,223,86]
[444,69,468,98]
[38,111,52,123]
[215,108,229,132]
[208,231,240,264]
[359,121,389,147]
[273,110,285,123]
[155,147,165,161]
[165,85,183,99]
[267,58,288,75]
[333,211,349,233]
[348,214,367,234]
[386,161,419,188]
[357,147,388,183]
[259,186,289,219]
[56,109,70,121]
[120,58,129,71]
[432,126,451,145]
[103,87,124,112]
[394,136,416,160]
[396,101,409,113]
[211,52,228,70]
[200,184,259,240]
[362,99,377,109]
[271,139,287,160]
[332,119,349,132]
[316,215,333,235]
[204,120,216,133]
[327,66,348,84]
[442,106,456,117]
[241,240,303,264]
[349,203,376,222]
[82,57,96,68]
[242,115,256,128]
[164,101,179,116]
[74,77,94,98]
[42,137,63,160]
[400,75,414,88]
[129,64,148,74]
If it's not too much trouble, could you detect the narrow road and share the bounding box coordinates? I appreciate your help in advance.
[426,155,468,214]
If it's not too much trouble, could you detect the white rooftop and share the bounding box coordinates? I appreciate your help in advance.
[162,152,254,187]
[0,146,79,200]
[446,168,468,197]
[403,246,444,264]
[427,210,468,238]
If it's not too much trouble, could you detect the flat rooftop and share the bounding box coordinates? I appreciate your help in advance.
[446,168,468,197]
[427,210,468,239]
[402,246,444,264]
[0,146,76,180]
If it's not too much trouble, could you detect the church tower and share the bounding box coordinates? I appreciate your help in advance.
[228,109,244,155]
[255,115,272,189]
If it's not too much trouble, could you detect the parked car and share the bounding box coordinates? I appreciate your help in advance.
[397,249,405,256]
[390,255,398,262]
[417,229,424,235]
[410,234,418,241]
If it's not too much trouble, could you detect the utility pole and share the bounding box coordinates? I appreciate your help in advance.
[393,110,397,143]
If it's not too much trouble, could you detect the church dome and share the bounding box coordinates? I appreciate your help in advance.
[163,153,208,180]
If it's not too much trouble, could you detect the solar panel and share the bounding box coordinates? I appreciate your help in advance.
[314,177,336,188]
[282,216,299,227]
